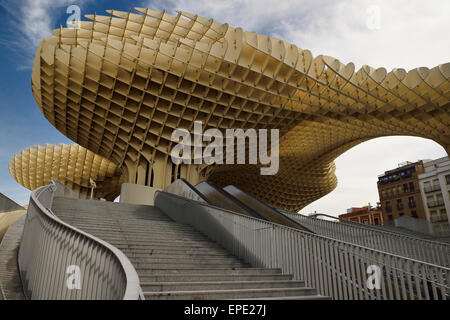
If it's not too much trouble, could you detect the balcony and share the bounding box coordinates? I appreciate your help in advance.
[430,214,449,223]
[427,199,445,208]
[424,184,441,193]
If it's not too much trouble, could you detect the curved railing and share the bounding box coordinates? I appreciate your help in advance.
[295,211,448,239]
[18,181,142,300]
[280,211,450,267]
[155,191,450,300]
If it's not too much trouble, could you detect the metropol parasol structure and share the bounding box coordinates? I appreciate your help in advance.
[9,143,123,200]
[13,8,449,211]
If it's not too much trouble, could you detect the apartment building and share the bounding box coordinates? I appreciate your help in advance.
[418,156,450,231]
[377,161,426,224]
[338,205,384,225]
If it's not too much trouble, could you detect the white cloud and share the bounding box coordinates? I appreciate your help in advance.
[1,0,89,68]
[144,0,450,70]
[19,0,55,48]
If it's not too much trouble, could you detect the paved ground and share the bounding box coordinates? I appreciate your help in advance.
[0,215,25,300]
[0,210,26,242]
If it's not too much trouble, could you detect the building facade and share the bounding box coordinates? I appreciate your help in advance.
[377,161,426,224]
[338,205,384,225]
[418,156,450,232]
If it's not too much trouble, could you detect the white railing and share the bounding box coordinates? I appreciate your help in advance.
[281,210,450,267]
[18,181,142,300]
[154,191,450,300]
[281,212,450,267]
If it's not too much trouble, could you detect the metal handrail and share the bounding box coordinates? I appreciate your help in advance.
[295,211,450,242]
[155,191,449,300]
[18,181,142,300]
[282,211,450,267]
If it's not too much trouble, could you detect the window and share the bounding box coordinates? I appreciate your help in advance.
[409,182,415,192]
[397,199,403,210]
[385,201,392,212]
[408,196,416,208]
[446,174,450,185]
[430,210,438,222]
[388,215,393,221]
[411,211,418,218]
[399,212,404,216]
[374,218,379,225]
[403,184,408,193]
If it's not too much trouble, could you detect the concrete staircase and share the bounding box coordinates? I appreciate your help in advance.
[51,198,327,300]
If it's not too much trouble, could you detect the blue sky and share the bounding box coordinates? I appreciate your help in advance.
[0,0,448,214]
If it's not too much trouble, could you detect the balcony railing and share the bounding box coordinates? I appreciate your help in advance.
[425,184,441,193]
[430,214,449,223]
[428,199,445,208]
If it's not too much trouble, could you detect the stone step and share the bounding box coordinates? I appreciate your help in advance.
[142,280,306,291]
[133,262,248,269]
[138,274,293,283]
[57,216,190,225]
[60,224,202,235]
[122,250,232,261]
[56,215,173,224]
[74,228,209,239]
[57,209,170,217]
[57,215,173,224]
[136,268,283,276]
[118,247,230,255]
[103,240,225,249]
[72,232,210,243]
[129,256,242,265]
[144,287,318,300]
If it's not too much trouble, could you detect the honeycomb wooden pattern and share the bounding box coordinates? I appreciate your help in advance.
[31,8,450,211]
[9,143,123,200]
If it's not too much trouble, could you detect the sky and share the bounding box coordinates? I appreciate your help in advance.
[0,0,448,213]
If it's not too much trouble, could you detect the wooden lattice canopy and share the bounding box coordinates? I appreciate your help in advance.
[30,8,449,211]
[9,144,123,200]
